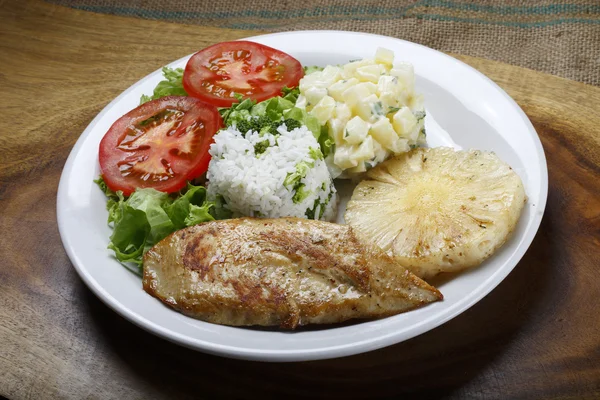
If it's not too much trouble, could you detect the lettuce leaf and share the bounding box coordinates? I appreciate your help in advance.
[219,98,255,126]
[282,107,334,157]
[185,203,215,226]
[165,184,212,229]
[318,125,335,158]
[95,178,219,272]
[281,86,300,103]
[219,90,334,158]
[220,90,327,139]
[303,66,324,75]
[250,97,295,121]
[140,67,187,104]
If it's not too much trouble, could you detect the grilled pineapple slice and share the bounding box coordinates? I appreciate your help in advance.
[345,147,526,279]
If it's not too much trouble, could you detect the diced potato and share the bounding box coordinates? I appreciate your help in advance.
[390,137,410,153]
[347,161,367,174]
[299,76,314,91]
[300,65,342,91]
[299,73,320,92]
[360,82,378,95]
[295,94,307,109]
[355,94,380,121]
[377,75,399,97]
[311,96,336,125]
[326,156,343,180]
[334,144,359,169]
[320,65,343,86]
[390,63,415,92]
[344,116,370,145]
[372,139,390,163]
[370,101,387,121]
[406,119,425,143]
[375,47,395,66]
[334,103,352,123]
[342,59,375,79]
[341,83,376,108]
[355,64,385,83]
[378,92,400,113]
[392,106,418,138]
[409,94,425,112]
[327,118,346,145]
[350,136,375,162]
[328,78,359,102]
[370,117,397,150]
[304,87,328,109]
[298,48,424,175]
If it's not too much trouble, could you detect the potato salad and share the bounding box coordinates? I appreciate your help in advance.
[296,48,426,177]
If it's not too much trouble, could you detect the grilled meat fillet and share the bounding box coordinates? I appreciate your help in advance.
[143,217,442,329]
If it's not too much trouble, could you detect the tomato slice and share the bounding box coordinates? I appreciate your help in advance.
[182,41,304,107]
[99,96,221,196]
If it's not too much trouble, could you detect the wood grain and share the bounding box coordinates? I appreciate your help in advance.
[1,1,599,399]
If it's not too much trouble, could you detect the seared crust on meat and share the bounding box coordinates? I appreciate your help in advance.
[143,217,442,328]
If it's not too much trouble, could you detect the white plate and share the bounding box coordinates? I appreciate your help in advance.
[57,31,548,362]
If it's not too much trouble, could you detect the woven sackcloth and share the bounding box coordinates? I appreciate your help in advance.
[47,0,600,86]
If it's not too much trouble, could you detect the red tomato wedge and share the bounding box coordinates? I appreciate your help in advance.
[182,41,304,107]
[99,96,222,196]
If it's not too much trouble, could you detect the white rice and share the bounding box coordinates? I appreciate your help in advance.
[207,124,337,221]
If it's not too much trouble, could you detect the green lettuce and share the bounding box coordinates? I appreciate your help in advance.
[140,67,187,104]
[318,125,335,158]
[292,184,311,204]
[282,107,321,139]
[283,161,314,188]
[281,86,300,103]
[219,91,329,150]
[303,66,324,75]
[251,96,295,121]
[219,97,255,126]
[95,178,222,272]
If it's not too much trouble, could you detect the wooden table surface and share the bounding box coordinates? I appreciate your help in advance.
[1,1,599,399]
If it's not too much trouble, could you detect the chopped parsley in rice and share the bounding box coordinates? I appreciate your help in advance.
[206,123,338,221]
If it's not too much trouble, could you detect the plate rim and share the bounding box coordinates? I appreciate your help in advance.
[57,30,548,362]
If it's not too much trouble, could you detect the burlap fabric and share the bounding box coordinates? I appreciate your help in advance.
[47,0,600,86]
